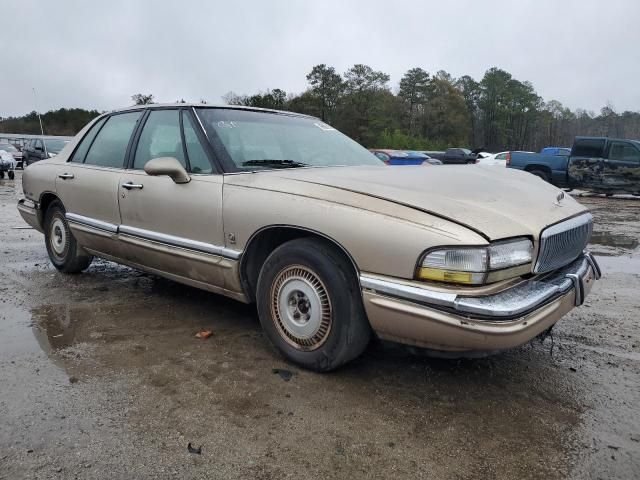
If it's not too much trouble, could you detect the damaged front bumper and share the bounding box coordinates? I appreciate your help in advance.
[360,253,600,353]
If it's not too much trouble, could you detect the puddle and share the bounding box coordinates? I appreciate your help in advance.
[595,254,640,275]
[590,231,639,250]
[31,304,87,353]
[0,305,43,358]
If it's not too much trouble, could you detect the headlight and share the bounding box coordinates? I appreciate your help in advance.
[417,238,533,285]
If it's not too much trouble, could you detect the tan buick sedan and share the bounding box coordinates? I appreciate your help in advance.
[18,104,601,371]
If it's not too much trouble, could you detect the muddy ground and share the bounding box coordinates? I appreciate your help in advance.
[0,170,638,479]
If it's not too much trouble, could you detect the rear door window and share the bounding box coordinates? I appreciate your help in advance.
[84,111,142,168]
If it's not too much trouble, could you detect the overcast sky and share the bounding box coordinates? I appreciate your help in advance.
[2,0,639,117]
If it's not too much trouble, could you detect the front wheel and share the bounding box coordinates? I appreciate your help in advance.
[8,170,14,180]
[256,238,371,372]
[0,171,4,179]
[44,200,93,273]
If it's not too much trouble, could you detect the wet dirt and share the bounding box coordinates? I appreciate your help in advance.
[1,172,638,479]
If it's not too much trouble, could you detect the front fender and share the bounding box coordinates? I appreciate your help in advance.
[223,180,485,279]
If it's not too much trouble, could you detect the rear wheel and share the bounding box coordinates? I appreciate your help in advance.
[44,200,93,273]
[8,171,14,180]
[529,169,550,182]
[0,171,4,179]
[256,238,371,371]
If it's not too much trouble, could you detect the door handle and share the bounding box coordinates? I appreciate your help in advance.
[121,182,144,190]
[57,173,74,179]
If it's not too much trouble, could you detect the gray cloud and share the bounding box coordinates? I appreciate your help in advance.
[2,0,639,117]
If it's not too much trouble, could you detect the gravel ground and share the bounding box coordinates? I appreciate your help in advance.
[0,171,638,479]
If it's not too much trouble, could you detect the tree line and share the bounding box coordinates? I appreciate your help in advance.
[2,65,639,152]
[225,64,640,151]
[0,108,101,137]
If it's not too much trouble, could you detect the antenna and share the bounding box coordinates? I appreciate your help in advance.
[32,88,47,156]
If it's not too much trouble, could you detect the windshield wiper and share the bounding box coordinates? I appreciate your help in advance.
[242,159,310,168]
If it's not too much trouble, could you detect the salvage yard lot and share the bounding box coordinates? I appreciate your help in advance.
[1,171,638,479]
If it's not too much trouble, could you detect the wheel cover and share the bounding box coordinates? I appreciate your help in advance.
[49,216,68,259]
[270,265,332,351]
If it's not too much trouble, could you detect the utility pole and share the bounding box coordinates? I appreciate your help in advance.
[32,88,47,157]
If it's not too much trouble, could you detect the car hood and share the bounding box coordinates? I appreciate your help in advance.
[251,165,588,240]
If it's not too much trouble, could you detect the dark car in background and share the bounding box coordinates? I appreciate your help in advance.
[507,136,640,195]
[23,137,71,166]
[406,151,443,165]
[425,148,477,164]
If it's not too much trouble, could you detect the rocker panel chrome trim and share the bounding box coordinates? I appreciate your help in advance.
[66,212,118,233]
[118,225,241,260]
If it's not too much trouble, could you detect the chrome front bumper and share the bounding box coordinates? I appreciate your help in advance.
[360,253,601,321]
[17,198,43,232]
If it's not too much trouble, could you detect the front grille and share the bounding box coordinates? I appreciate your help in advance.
[534,213,593,274]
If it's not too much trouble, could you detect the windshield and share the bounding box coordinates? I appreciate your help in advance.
[44,139,70,153]
[195,108,381,171]
[0,144,16,152]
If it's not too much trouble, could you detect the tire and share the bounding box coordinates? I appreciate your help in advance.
[0,171,4,179]
[529,169,550,182]
[256,237,371,372]
[44,200,93,273]
[8,171,14,180]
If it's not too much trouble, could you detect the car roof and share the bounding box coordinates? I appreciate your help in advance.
[108,103,317,120]
[575,136,640,143]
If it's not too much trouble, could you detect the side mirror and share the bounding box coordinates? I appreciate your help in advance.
[144,157,191,184]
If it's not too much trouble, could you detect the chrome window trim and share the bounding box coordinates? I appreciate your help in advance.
[118,225,241,260]
[66,213,118,233]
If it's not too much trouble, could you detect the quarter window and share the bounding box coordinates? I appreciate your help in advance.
[70,117,107,163]
[182,112,213,174]
[134,110,185,170]
[84,111,142,168]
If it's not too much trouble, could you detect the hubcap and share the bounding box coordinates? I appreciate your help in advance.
[50,217,67,257]
[270,265,332,351]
